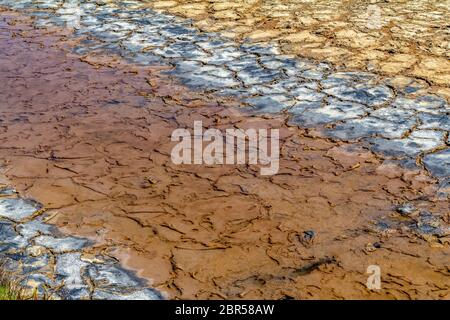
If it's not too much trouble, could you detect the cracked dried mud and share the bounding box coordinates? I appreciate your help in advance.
[0,1,449,300]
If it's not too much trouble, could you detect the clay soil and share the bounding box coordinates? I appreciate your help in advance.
[0,10,448,299]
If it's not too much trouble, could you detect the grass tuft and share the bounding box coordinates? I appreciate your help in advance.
[0,262,27,300]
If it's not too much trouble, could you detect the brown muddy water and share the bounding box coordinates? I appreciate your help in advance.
[0,9,448,299]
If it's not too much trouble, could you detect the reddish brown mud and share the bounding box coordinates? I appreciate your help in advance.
[0,10,448,299]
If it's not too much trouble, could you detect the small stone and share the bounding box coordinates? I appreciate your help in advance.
[301,230,316,245]
[397,203,420,216]
[364,243,377,253]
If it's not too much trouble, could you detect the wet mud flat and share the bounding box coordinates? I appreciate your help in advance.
[0,9,449,300]
[1,0,449,180]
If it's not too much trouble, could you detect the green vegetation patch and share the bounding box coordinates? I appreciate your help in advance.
[0,285,17,300]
